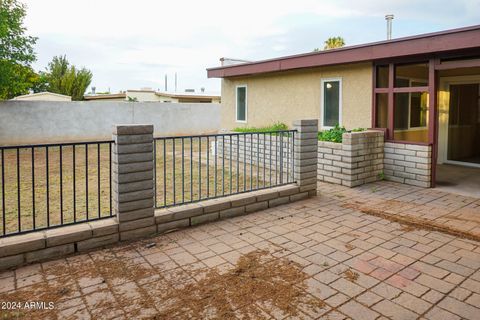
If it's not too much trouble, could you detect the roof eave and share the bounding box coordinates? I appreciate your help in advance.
[207,25,480,78]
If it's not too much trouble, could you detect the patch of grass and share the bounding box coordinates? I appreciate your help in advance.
[378,171,385,180]
[233,122,288,133]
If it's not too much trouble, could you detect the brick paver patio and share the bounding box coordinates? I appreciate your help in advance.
[1,181,479,319]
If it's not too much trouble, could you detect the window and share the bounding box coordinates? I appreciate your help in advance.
[393,91,429,142]
[321,79,342,128]
[236,85,247,122]
[375,93,388,128]
[395,63,428,87]
[373,62,431,143]
[376,65,389,88]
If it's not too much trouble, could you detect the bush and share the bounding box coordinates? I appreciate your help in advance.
[317,125,366,143]
[318,125,347,143]
[233,122,288,133]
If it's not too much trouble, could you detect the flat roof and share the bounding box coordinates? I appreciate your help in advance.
[155,91,220,99]
[84,93,126,100]
[207,25,480,78]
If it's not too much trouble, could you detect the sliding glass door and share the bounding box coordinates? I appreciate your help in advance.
[447,83,480,165]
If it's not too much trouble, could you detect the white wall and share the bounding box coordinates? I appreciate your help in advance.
[0,101,221,145]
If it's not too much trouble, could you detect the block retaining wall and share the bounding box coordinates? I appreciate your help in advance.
[317,130,384,187]
[214,134,293,173]
[383,142,432,187]
[0,185,306,270]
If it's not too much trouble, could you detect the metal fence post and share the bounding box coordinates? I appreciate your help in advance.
[112,124,156,240]
[292,119,318,196]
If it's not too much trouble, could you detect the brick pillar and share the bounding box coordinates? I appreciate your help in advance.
[112,125,156,240]
[292,119,318,196]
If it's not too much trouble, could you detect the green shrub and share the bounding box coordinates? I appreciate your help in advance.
[317,125,367,143]
[318,125,347,143]
[233,122,288,133]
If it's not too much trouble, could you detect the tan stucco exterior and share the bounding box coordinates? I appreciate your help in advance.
[220,62,373,130]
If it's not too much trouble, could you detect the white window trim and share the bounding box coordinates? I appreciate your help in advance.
[320,78,342,130]
[235,85,248,123]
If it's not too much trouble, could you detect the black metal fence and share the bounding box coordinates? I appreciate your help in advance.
[154,130,296,208]
[0,140,114,237]
[0,130,298,237]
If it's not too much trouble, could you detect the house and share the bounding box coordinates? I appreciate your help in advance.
[12,92,72,101]
[207,25,480,189]
[84,89,220,103]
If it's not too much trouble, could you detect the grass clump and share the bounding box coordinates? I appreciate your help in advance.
[233,122,288,133]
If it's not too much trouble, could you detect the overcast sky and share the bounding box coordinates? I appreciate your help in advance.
[23,0,480,94]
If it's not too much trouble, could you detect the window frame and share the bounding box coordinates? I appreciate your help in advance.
[235,85,248,123]
[320,78,342,130]
[394,77,429,131]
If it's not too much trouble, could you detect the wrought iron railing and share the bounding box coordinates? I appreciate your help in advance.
[153,130,296,208]
[0,140,114,237]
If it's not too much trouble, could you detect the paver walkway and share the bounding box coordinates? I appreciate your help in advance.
[318,181,480,240]
[1,181,479,319]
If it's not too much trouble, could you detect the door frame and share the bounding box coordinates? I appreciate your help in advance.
[438,75,480,168]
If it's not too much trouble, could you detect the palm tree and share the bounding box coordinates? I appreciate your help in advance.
[323,37,346,50]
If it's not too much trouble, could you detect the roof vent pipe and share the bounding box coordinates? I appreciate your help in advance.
[385,14,394,40]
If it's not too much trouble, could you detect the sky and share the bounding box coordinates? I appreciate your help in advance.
[22,0,480,94]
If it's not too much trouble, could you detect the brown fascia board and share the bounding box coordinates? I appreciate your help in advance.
[84,93,126,100]
[207,25,480,78]
[155,92,219,99]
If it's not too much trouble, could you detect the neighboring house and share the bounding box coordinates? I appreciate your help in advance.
[207,25,480,188]
[84,89,220,103]
[12,92,72,101]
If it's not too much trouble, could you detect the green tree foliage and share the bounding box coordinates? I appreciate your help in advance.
[43,55,93,100]
[313,36,346,52]
[0,0,38,99]
[323,36,345,50]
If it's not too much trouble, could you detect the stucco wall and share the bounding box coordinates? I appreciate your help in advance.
[0,101,220,145]
[220,62,372,131]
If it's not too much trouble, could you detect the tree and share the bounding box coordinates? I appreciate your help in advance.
[43,55,93,100]
[313,36,346,52]
[323,37,345,50]
[0,0,38,99]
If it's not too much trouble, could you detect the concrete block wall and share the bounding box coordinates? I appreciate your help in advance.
[214,134,293,176]
[317,130,384,187]
[383,142,432,187]
[0,121,318,270]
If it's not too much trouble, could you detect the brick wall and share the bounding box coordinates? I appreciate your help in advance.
[317,131,384,187]
[383,142,432,187]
